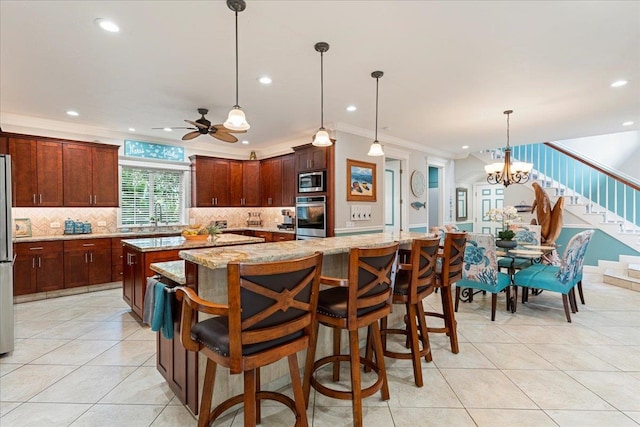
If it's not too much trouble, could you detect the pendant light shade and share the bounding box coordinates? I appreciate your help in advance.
[367,71,384,157]
[224,0,250,132]
[485,110,533,187]
[312,42,332,147]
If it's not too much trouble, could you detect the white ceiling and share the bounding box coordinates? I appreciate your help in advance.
[1,1,639,158]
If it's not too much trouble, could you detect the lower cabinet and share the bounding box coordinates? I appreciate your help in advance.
[63,239,112,288]
[245,230,295,242]
[13,241,64,295]
[111,238,124,282]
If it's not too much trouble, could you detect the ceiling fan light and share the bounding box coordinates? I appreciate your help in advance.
[367,141,384,156]
[312,128,332,147]
[224,107,250,131]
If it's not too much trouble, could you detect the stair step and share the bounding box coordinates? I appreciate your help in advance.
[603,268,640,292]
[629,264,640,280]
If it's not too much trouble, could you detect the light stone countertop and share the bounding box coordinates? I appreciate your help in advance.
[179,231,432,270]
[122,233,264,252]
[150,261,185,285]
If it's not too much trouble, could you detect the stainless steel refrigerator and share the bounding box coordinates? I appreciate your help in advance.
[0,154,14,354]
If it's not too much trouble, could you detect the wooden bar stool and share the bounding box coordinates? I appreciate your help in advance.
[379,237,440,387]
[176,252,323,427]
[424,231,466,354]
[302,243,399,427]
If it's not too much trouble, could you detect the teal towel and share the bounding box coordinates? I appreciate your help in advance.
[150,282,173,339]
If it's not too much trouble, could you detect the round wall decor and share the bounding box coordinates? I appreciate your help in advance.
[410,170,426,197]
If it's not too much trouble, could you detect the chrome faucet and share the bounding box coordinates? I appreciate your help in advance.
[152,202,164,227]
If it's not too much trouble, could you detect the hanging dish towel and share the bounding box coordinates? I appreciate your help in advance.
[142,277,158,326]
[150,281,174,339]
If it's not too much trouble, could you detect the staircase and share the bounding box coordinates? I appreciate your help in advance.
[600,255,640,292]
[509,143,640,251]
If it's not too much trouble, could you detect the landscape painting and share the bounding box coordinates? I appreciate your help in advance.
[347,159,376,202]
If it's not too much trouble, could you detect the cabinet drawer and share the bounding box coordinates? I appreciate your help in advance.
[272,232,295,242]
[14,241,63,255]
[111,238,124,264]
[63,238,111,252]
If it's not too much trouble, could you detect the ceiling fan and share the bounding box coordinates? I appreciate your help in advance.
[154,108,246,142]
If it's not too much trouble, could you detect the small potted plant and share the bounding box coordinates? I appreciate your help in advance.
[206,223,222,241]
[496,229,517,248]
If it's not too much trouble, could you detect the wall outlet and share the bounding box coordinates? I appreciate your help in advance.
[97,221,107,226]
[50,222,60,228]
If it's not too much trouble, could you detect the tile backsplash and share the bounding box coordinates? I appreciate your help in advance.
[12,207,292,237]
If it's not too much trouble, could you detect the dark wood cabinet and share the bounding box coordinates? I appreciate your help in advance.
[13,241,64,295]
[281,154,296,206]
[63,239,112,288]
[295,144,328,172]
[260,157,283,207]
[242,160,261,207]
[190,156,231,207]
[9,138,63,207]
[63,143,119,207]
[0,135,7,154]
[111,238,124,282]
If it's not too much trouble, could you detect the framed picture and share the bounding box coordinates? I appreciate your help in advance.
[14,218,32,238]
[347,159,376,202]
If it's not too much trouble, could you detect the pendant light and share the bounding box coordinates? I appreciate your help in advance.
[367,71,385,156]
[223,0,250,131]
[312,42,332,147]
[484,110,533,187]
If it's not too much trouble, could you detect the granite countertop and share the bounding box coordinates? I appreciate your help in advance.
[13,226,294,243]
[122,233,264,252]
[179,231,431,270]
[150,260,185,285]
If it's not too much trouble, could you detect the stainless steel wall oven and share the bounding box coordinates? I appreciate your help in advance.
[295,196,326,239]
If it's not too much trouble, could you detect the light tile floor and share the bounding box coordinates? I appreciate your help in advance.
[1,272,640,426]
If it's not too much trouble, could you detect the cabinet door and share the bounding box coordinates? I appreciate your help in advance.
[229,160,244,207]
[242,161,261,207]
[37,248,64,292]
[63,143,93,207]
[295,146,327,172]
[122,247,135,306]
[260,158,282,206]
[191,157,215,207]
[13,252,37,296]
[89,247,112,285]
[9,138,38,207]
[36,141,63,206]
[211,158,231,206]
[281,154,296,207]
[92,146,119,207]
[64,249,90,288]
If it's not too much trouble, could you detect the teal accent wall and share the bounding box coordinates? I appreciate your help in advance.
[428,167,438,189]
[409,226,427,233]
[556,227,640,266]
[456,222,474,232]
[335,229,384,237]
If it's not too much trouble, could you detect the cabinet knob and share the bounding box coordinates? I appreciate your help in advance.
[39,194,42,204]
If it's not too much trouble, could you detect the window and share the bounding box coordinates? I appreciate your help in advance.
[120,166,186,226]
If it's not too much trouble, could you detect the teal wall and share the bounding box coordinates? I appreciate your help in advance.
[428,166,438,189]
[456,222,474,232]
[409,226,427,233]
[556,227,640,266]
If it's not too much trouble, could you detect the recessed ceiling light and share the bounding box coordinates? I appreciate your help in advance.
[94,18,120,33]
[462,145,469,149]
[346,105,357,112]
[241,140,249,144]
[163,127,172,132]
[66,110,79,117]
[128,127,136,132]
[258,76,272,85]
[611,80,628,88]
[622,121,634,126]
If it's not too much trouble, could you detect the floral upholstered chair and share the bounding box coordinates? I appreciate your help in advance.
[454,233,513,321]
[513,229,594,322]
[497,223,542,273]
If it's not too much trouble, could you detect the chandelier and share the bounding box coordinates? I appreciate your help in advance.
[485,110,533,187]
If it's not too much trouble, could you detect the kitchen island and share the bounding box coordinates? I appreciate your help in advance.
[121,233,264,319]
[156,231,431,414]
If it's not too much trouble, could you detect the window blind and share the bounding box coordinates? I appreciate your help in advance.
[120,167,185,226]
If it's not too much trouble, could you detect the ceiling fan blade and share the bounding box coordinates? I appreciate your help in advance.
[153,126,195,130]
[213,124,247,134]
[210,131,237,143]
[182,131,201,141]
[185,119,208,129]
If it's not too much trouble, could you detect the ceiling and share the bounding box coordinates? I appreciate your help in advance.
[1,1,639,158]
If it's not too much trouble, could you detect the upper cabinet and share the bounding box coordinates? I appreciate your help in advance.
[260,157,283,207]
[294,144,328,172]
[281,154,296,206]
[63,143,119,207]
[9,138,63,207]
[190,156,231,207]
[240,160,261,207]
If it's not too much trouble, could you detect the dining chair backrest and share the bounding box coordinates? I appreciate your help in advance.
[440,232,467,286]
[557,230,594,285]
[509,223,542,246]
[403,237,440,302]
[346,243,399,327]
[463,233,498,285]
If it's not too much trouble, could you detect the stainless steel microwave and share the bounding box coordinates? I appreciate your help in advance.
[298,171,325,193]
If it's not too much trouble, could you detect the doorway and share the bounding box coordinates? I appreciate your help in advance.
[384,159,401,233]
[474,184,504,234]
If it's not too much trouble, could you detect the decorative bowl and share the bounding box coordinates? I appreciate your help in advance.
[496,239,517,249]
[183,234,210,241]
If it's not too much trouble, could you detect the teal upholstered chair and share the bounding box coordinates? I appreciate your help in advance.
[513,229,594,322]
[454,233,512,321]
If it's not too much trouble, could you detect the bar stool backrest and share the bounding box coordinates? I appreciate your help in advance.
[440,232,467,287]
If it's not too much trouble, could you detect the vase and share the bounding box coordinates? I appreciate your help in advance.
[496,239,517,249]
